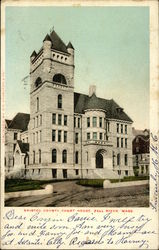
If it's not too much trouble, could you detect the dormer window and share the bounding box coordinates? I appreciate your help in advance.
[116,107,123,113]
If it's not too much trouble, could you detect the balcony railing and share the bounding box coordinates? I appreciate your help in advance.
[84,139,112,146]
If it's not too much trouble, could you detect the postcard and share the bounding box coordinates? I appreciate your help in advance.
[1,0,159,249]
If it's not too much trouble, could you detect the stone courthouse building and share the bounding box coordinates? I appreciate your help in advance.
[5,30,134,180]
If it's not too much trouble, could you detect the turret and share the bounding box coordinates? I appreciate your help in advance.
[67,42,74,65]
[43,34,52,74]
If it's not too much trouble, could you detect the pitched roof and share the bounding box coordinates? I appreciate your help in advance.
[17,140,29,153]
[8,113,30,131]
[49,30,69,54]
[74,92,133,122]
[5,119,12,127]
[67,42,74,50]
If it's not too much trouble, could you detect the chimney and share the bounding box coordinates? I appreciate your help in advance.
[89,85,96,97]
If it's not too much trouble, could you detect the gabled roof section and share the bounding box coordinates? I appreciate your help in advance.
[30,50,37,58]
[49,30,68,54]
[5,119,12,127]
[43,34,52,42]
[8,113,30,131]
[17,140,29,153]
[74,92,133,122]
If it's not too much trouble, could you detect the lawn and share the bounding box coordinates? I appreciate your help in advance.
[77,176,149,188]
[5,179,78,193]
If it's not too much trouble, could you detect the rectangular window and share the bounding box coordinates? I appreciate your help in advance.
[36,116,38,127]
[78,117,80,128]
[125,154,128,165]
[58,130,61,142]
[100,133,103,140]
[52,130,56,142]
[33,118,35,128]
[39,150,41,164]
[99,117,102,128]
[121,124,123,133]
[52,169,57,178]
[63,169,67,179]
[125,170,128,176]
[36,132,38,143]
[74,117,76,127]
[75,151,78,164]
[93,132,97,140]
[118,170,121,175]
[40,115,42,125]
[107,122,110,132]
[75,169,79,176]
[117,137,119,148]
[52,113,56,124]
[125,138,127,148]
[40,130,42,142]
[87,117,90,127]
[64,115,67,126]
[87,133,90,140]
[121,138,123,148]
[93,117,97,127]
[33,151,35,164]
[75,133,78,144]
[33,133,35,144]
[117,123,119,133]
[58,114,62,125]
[64,131,67,143]
[14,133,17,140]
[117,154,120,165]
[125,125,127,134]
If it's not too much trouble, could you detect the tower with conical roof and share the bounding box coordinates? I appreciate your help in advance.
[28,29,75,179]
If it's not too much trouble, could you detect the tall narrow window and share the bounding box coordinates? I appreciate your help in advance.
[58,131,61,142]
[36,116,38,127]
[75,133,78,144]
[52,113,56,124]
[117,123,119,133]
[62,150,67,163]
[33,118,35,128]
[125,154,128,165]
[93,132,97,140]
[93,117,97,127]
[117,153,120,165]
[40,115,42,125]
[121,138,123,148]
[36,132,38,143]
[58,114,62,125]
[33,133,35,144]
[87,133,90,140]
[14,133,17,140]
[87,117,90,127]
[78,117,80,128]
[52,149,57,163]
[52,130,56,142]
[121,124,123,134]
[39,149,41,164]
[99,117,102,128]
[33,151,35,164]
[64,131,67,142]
[117,137,119,148]
[58,94,62,109]
[40,130,42,142]
[37,97,39,112]
[107,122,110,132]
[64,115,67,126]
[100,133,103,140]
[75,151,78,164]
[74,117,76,127]
[125,125,127,134]
[125,138,127,148]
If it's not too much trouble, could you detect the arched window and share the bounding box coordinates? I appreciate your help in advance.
[35,77,42,88]
[52,149,57,163]
[53,74,67,85]
[58,94,62,109]
[96,151,103,168]
[62,150,67,163]
[37,97,39,112]
[33,151,35,164]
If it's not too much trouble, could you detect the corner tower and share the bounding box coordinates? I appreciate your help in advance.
[28,30,75,179]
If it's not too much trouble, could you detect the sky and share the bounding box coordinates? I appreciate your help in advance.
[5,6,149,129]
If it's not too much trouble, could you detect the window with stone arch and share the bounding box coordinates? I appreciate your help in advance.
[35,77,42,88]
[53,74,67,85]
[62,150,67,163]
[36,97,39,112]
[52,149,57,163]
[58,94,62,109]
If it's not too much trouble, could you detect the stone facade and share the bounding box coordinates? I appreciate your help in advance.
[5,30,134,180]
